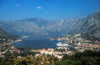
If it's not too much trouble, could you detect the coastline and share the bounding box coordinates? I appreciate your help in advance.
[11,36,29,44]
[14,39,22,42]
[48,37,74,48]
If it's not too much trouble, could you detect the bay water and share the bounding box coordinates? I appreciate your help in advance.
[12,36,72,49]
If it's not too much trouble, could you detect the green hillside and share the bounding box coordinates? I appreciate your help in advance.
[0,28,21,44]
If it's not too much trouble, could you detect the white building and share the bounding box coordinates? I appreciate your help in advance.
[40,49,53,55]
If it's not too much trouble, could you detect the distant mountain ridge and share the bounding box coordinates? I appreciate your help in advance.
[0,17,79,36]
[0,8,100,38]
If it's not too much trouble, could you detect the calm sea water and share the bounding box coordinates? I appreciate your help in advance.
[12,36,72,49]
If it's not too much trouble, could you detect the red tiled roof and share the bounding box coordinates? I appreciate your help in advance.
[0,55,4,56]
[12,50,20,52]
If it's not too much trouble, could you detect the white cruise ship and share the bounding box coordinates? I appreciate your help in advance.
[57,42,68,46]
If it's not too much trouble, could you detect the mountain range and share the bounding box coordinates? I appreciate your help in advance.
[0,8,100,38]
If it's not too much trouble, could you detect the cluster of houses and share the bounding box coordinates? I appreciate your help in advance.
[33,47,74,60]
[0,45,21,58]
[50,34,100,52]
[0,38,24,58]
[75,42,100,52]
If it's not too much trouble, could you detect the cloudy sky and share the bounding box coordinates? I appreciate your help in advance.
[0,0,100,21]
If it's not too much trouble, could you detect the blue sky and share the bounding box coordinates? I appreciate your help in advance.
[0,0,100,21]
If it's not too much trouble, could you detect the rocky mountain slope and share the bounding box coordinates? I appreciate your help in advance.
[0,8,100,38]
[70,8,100,37]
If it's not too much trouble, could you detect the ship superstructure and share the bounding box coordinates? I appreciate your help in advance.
[57,42,68,46]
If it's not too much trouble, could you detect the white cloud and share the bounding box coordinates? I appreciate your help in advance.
[15,4,20,6]
[37,6,42,9]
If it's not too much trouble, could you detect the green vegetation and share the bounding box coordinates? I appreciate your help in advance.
[0,55,57,65]
[55,49,65,52]
[0,50,100,65]
[55,50,100,65]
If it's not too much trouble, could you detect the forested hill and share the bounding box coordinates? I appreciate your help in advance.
[0,28,21,44]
